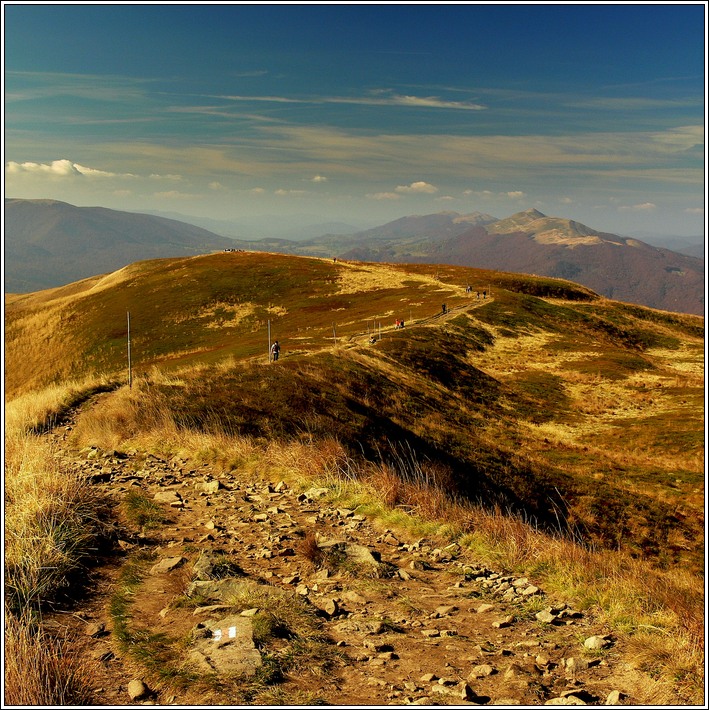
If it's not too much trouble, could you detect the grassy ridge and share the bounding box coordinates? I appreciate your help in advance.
[6,252,703,571]
[4,252,598,397]
[4,252,703,704]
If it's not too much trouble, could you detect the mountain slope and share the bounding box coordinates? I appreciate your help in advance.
[4,198,237,292]
[330,210,704,315]
[6,252,703,571]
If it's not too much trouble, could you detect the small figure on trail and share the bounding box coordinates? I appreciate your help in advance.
[333,257,337,263]
[400,320,405,328]
[476,291,480,299]
[395,319,400,329]
[369,335,377,344]
[466,285,472,294]
[482,290,487,299]
[271,340,280,361]
[442,303,447,315]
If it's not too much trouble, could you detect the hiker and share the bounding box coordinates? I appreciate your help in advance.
[271,340,280,361]
[483,290,487,299]
[442,303,447,314]
[395,319,400,329]
[369,335,377,344]
[400,320,405,328]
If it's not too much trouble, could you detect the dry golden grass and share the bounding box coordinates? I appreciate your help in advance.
[334,259,465,296]
[4,610,94,705]
[4,376,114,434]
[4,391,113,705]
[4,431,109,611]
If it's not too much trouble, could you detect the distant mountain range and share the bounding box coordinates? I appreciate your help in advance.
[4,199,704,315]
[4,198,235,293]
[278,208,704,315]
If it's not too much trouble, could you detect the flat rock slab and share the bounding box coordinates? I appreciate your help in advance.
[187,578,250,602]
[150,556,186,575]
[188,615,262,677]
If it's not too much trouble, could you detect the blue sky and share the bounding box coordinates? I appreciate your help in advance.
[3,3,706,236]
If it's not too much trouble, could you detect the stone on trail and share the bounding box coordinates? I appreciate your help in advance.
[187,578,250,602]
[153,490,183,506]
[302,487,329,501]
[188,615,262,677]
[545,696,587,705]
[535,609,557,624]
[127,679,150,701]
[84,621,106,637]
[150,556,187,575]
[468,664,496,678]
[605,690,625,705]
[584,634,611,650]
[492,615,514,628]
[194,480,221,494]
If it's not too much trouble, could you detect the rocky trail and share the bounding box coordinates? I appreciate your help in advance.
[41,403,640,707]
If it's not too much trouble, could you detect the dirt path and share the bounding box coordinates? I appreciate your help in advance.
[42,399,643,707]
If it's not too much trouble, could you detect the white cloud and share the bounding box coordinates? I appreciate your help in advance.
[249,187,266,195]
[5,159,133,178]
[619,202,657,211]
[684,207,704,214]
[559,196,573,204]
[208,181,224,190]
[366,192,401,200]
[506,191,527,199]
[436,195,455,202]
[311,175,328,183]
[395,181,438,194]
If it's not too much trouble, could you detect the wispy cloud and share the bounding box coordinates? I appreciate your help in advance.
[619,202,657,211]
[5,70,153,103]
[213,90,486,111]
[275,188,307,196]
[366,192,401,200]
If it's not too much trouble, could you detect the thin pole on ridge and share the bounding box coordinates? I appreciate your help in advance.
[268,319,271,362]
[127,310,132,389]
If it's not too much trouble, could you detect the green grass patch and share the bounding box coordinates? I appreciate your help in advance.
[121,490,166,530]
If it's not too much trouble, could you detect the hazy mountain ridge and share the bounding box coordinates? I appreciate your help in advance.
[324,209,704,315]
[4,198,237,293]
[4,199,704,315]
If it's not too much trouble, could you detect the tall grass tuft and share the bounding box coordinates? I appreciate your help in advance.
[5,432,111,613]
[4,610,94,705]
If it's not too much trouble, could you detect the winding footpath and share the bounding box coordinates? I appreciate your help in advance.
[42,400,642,707]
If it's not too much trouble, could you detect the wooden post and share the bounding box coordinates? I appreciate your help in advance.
[268,319,271,362]
[332,322,337,346]
[127,310,132,389]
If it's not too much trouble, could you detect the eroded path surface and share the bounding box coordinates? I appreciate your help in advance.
[45,410,641,707]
